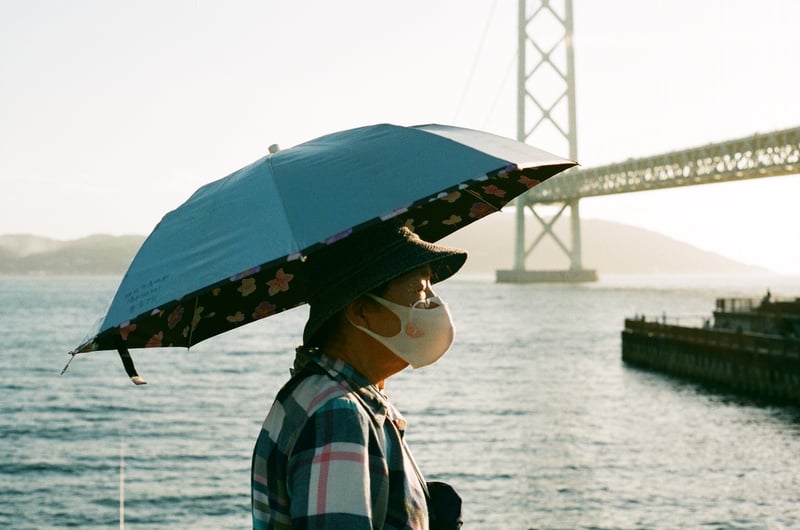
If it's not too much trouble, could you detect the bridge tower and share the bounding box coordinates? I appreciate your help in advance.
[496,0,597,282]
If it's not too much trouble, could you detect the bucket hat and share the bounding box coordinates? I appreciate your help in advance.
[303,224,467,345]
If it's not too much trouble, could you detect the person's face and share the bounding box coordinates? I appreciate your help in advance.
[380,265,437,307]
[366,265,439,337]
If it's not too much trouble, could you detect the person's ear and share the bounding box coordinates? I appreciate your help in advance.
[345,296,372,328]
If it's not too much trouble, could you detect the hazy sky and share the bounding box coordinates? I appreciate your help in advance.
[2,1,798,272]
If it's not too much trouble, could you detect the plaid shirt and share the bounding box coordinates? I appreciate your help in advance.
[252,348,429,529]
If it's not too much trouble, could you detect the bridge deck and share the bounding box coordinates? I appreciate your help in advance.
[529,126,800,203]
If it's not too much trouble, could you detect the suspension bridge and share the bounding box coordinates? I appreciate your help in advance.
[499,0,800,282]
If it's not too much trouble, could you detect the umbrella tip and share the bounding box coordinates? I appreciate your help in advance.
[268,144,280,154]
[60,352,77,375]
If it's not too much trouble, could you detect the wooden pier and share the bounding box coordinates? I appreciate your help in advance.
[622,318,800,405]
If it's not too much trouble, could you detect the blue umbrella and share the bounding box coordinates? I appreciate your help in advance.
[67,123,574,382]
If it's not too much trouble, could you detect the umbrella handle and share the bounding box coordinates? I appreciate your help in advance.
[115,339,147,386]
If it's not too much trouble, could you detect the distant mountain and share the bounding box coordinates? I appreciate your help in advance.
[0,234,145,275]
[439,212,765,275]
[0,234,66,256]
[0,217,765,276]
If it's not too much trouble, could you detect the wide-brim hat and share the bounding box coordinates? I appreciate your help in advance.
[303,224,467,345]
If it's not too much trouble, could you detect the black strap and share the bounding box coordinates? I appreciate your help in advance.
[115,337,147,385]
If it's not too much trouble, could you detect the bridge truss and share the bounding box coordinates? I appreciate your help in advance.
[530,126,800,202]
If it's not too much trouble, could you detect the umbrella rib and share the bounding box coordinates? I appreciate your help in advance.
[187,296,200,349]
[463,188,503,213]
[264,154,307,262]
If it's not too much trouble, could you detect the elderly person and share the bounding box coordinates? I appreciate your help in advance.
[252,225,466,529]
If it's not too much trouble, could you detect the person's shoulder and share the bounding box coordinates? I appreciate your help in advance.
[291,372,360,417]
[291,376,374,442]
[262,373,359,441]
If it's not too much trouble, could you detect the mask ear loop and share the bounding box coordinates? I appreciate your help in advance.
[345,299,405,341]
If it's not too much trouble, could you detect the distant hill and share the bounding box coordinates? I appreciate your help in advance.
[439,212,765,275]
[0,217,765,276]
[0,234,145,275]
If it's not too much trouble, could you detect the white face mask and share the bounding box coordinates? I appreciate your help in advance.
[349,293,455,368]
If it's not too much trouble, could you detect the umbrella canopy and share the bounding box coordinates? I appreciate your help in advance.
[70,123,575,361]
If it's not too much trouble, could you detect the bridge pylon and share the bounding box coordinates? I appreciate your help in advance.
[496,0,597,283]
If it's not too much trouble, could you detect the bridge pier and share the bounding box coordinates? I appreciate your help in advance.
[496,197,597,283]
[496,268,598,283]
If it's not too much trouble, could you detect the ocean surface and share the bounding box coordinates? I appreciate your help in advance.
[2,273,800,529]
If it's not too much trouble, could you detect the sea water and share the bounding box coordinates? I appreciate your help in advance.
[2,274,799,529]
